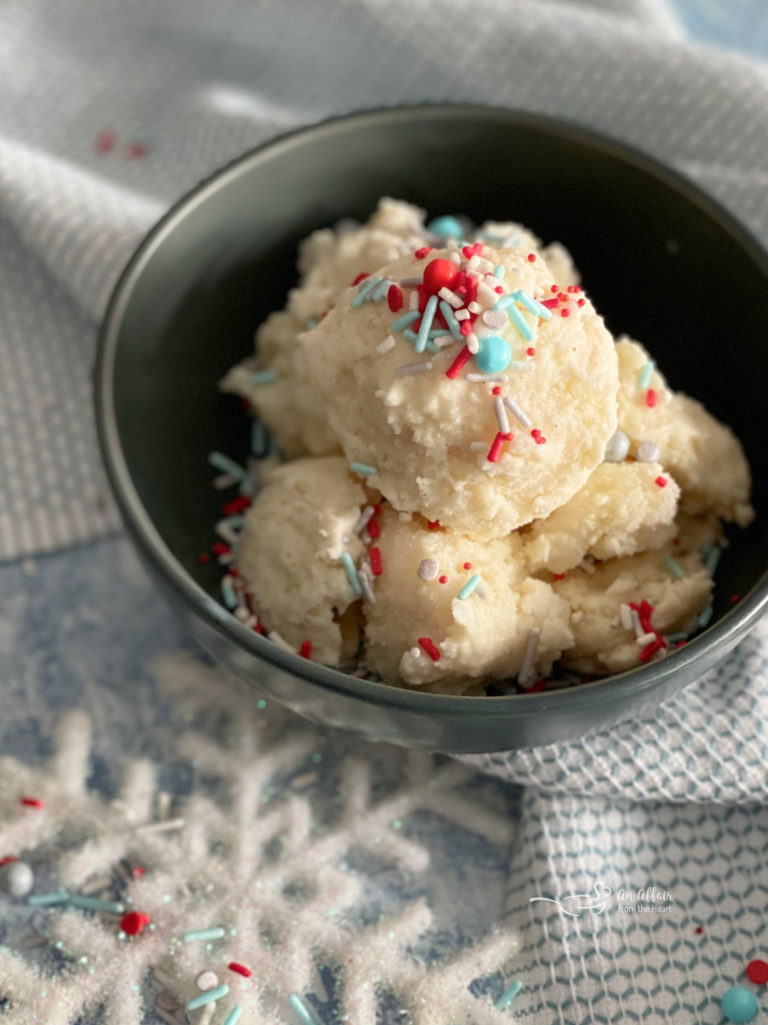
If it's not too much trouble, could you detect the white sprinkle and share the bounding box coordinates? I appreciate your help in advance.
[135,818,185,835]
[619,603,633,631]
[410,647,422,659]
[408,291,419,311]
[475,584,488,600]
[518,628,540,687]
[630,609,643,638]
[396,361,433,376]
[572,610,584,624]
[400,277,422,287]
[217,553,235,566]
[477,282,499,307]
[449,251,461,266]
[361,528,371,545]
[435,336,457,348]
[80,875,114,896]
[215,522,240,546]
[377,335,396,354]
[467,333,480,354]
[636,631,657,647]
[482,310,507,330]
[354,506,376,534]
[467,301,482,314]
[438,287,463,308]
[455,308,471,321]
[157,790,172,821]
[503,396,532,430]
[494,397,510,434]
[466,373,508,383]
[213,474,238,490]
[268,630,296,653]
[359,562,376,604]
[418,558,439,581]
[234,606,251,623]
[511,360,536,372]
[470,441,487,452]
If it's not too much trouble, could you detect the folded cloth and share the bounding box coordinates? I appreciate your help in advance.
[1,2,768,1022]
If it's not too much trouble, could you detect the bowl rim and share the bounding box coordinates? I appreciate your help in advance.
[95,101,768,720]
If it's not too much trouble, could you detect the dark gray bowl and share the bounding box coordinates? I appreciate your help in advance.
[95,105,768,754]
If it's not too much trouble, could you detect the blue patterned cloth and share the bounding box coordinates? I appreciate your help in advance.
[1,2,768,1022]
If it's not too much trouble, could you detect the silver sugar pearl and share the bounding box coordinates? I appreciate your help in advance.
[604,430,630,463]
[636,440,660,463]
[1,861,34,898]
[417,558,439,581]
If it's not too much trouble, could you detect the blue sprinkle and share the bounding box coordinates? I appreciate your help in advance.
[495,981,523,1008]
[250,369,279,386]
[514,288,551,321]
[439,300,463,341]
[429,329,452,338]
[351,276,382,307]
[506,304,535,341]
[221,577,237,609]
[390,310,420,333]
[638,360,655,390]
[349,462,377,477]
[304,318,317,330]
[341,552,363,596]
[427,215,462,238]
[28,889,70,907]
[371,278,390,302]
[183,927,226,943]
[667,631,688,643]
[705,546,722,576]
[251,420,267,456]
[664,556,684,580]
[224,1008,243,1025]
[186,984,229,1012]
[209,452,246,480]
[494,264,505,279]
[458,574,481,600]
[221,515,245,530]
[239,473,254,496]
[698,606,714,628]
[493,293,518,311]
[403,328,438,351]
[290,994,321,1025]
[415,294,438,353]
[68,895,125,914]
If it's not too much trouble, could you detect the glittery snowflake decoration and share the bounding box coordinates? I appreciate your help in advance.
[0,654,520,1024]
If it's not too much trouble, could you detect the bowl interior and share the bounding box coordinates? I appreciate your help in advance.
[104,106,768,707]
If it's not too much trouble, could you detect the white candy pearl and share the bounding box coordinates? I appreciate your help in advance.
[1,861,34,897]
[195,970,219,991]
[636,440,660,463]
[417,558,439,581]
[604,430,630,463]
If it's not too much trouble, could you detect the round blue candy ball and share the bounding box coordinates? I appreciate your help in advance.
[721,986,758,1023]
[474,335,512,374]
[427,215,463,239]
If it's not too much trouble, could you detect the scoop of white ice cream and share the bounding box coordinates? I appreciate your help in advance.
[616,338,754,527]
[303,244,619,538]
[364,508,573,691]
[238,456,370,664]
[524,461,680,574]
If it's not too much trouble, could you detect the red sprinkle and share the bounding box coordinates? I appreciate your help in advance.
[370,547,383,576]
[462,243,483,258]
[120,911,151,936]
[446,345,472,379]
[526,347,536,356]
[746,960,768,985]
[487,432,511,463]
[655,476,668,488]
[463,562,472,570]
[414,246,433,259]
[197,553,210,565]
[527,253,536,262]
[94,130,116,155]
[222,495,251,516]
[560,308,570,318]
[351,272,369,286]
[553,573,565,581]
[212,542,230,555]
[540,297,559,309]
[567,285,581,293]
[646,388,657,408]
[494,285,504,294]
[550,284,560,293]
[577,298,586,307]
[299,640,313,659]
[695,926,704,934]
[126,143,148,159]
[527,679,547,693]
[418,637,441,662]
[492,386,502,396]
[229,962,253,978]
[427,519,441,530]
[459,321,472,338]
[439,575,448,584]
[387,284,404,312]
[0,856,19,868]
[639,638,665,662]
[20,797,43,809]
[368,518,380,539]
[730,594,740,604]
[131,866,145,878]
[558,292,570,304]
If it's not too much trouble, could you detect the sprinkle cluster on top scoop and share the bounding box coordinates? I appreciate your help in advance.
[350,239,586,466]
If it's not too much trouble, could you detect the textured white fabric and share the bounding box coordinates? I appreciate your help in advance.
[2,3,768,1022]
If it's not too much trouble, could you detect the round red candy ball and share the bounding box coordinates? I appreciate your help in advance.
[120,911,151,936]
[423,258,458,294]
[746,959,768,985]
